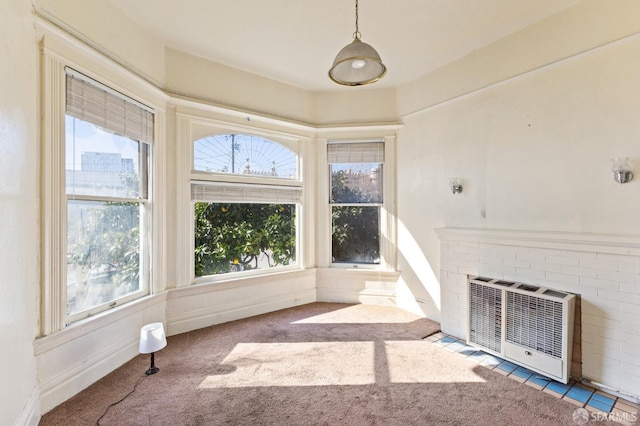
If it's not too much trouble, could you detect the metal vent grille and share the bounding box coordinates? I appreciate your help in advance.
[469,282,502,353]
[506,291,563,358]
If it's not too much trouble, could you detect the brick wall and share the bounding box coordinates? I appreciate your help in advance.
[436,228,640,400]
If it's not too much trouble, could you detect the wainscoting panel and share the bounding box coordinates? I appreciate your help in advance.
[166,269,317,336]
[316,268,400,306]
[34,294,167,413]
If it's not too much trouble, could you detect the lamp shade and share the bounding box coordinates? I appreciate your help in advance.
[329,38,387,86]
[139,322,167,354]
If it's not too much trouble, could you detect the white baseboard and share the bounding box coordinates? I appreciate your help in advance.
[315,268,399,306]
[38,337,138,414]
[316,287,397,306]
[168,290,317,335]
[16,385,41,426]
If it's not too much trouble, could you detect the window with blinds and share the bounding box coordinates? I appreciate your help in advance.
[191,133,300,279]
[64,68,152,322]
[327,141,384,164]
[328,141,383,265]
[66,69,153,144]
[191,181,302,204]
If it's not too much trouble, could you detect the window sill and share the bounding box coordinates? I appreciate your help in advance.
[318,267,400,280]
[34,292,167,355]
[177,268,314,297]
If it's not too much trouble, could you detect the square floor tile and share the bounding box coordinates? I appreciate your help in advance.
[565,385,594,404]
[480,355,503,367]
[511,367,533,380]
[424,334,440,342]
[587,393,615,412]
[495,361,518,374]
[563,396,585,407]
[524,380,544,390]
[458,346,477,356]
[527,374,552,388]
[545,381,571,396]
[444,341,466,352]
[543,388,563,398]
[587,399,613,413]
[467,351,488,363]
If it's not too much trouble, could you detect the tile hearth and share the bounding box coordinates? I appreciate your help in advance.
[426,333,639,425]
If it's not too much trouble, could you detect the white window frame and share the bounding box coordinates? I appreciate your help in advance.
[41,30,166,335]
[328,141,384,266]
[317,135,397,271]
[177,114,306,286]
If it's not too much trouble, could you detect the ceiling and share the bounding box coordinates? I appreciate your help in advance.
[108,0,581,91]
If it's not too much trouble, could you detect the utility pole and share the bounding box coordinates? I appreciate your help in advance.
[231,134,236,173]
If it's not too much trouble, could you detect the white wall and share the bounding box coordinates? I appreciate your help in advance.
[164,48,400,127]
[0,1,40,425]
[165,48,316,125]
[394,0,640,401]
[397,0,640,117]
[32,0,166,86]
[395,2,640,320]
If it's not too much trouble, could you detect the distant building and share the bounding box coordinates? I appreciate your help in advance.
[67,152,138,197]
[81,152,134,173]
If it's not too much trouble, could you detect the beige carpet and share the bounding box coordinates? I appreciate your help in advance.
[40,303,595,425]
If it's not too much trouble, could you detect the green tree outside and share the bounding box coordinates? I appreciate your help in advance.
[194,203,296,276]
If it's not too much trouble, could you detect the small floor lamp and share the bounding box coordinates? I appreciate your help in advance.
[139,322,167,375]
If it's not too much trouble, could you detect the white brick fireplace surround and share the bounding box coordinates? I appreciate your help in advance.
[436,227,640,402]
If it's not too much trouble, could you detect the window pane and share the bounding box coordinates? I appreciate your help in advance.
[67,200,142,316]
[332,206,380,264]
[194,134,297,179]
[194,202,296,276]
[66,115,143,198]
[330,163,382,203]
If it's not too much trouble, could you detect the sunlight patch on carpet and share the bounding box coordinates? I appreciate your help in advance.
[385,341,487,384]
[292,304,419,324]
[199,342,376,388]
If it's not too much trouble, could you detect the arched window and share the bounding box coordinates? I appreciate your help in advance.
[191,133,300,279]
[194,134,297,179]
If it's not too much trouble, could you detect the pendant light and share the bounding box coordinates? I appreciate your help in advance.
[329,0,387,86]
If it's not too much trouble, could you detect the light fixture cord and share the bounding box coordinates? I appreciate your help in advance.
[353,0,361,40]
[96,374,146,425]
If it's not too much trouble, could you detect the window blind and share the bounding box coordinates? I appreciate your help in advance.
[327,141,384,164]
[191,181,302,203]
[65,70,154,144]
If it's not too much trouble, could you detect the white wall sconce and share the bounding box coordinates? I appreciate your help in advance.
[611,157,633,184]
[449,177,463,194]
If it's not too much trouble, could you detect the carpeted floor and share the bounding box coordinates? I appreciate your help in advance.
[40,303,600,425]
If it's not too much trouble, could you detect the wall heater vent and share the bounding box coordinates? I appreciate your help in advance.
[467,276,575,383]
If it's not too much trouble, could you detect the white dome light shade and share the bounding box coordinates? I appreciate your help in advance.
[329,38,387,86]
